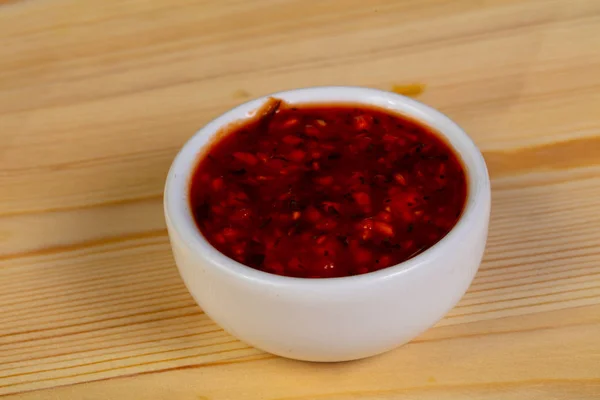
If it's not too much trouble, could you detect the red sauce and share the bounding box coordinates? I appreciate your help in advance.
[190,100,467,278]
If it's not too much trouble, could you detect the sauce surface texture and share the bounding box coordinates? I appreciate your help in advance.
[190,101,467,278]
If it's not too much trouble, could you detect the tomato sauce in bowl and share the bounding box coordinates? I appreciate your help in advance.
[189,99,467,279]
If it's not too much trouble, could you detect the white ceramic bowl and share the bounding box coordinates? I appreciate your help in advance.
[164,86,490,362]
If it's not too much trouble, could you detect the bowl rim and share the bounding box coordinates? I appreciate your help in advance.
[164,85,490,288]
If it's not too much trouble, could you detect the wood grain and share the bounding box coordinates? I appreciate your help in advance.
[1,0,600,398]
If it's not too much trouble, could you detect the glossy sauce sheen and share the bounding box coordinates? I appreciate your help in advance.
[190,101,467,278]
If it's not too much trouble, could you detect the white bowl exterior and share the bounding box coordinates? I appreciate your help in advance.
[164,87,491,362]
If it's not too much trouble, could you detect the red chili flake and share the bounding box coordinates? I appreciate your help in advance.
[352,244,372,264]
[282,118,299,128]
[265,260,285,275]
[304,206,322,223]
[190,101,467,278]
[353,114,373,130]
[211,177,224,192]
[230,208,253,225]
[233,152,258,166]
[282,135,302,145]
[352,192,371,206]
[375,255,392,269]
[213,233,225,244]
[315,176,334,186]
[267,158,286,170]
[355,266,370,275]
[287,257,304,275]
[357,219,374,241]
[394,173,407,186]
[376,211,392,222]
[382,134,397,143]
[373,221,394,237]
[288,149,306,162]
[305,125,320,136]
[222,227,239,241]
[316,219,338,231]
[211,205,224,215]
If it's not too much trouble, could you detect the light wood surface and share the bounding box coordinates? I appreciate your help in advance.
[2,0,600,398]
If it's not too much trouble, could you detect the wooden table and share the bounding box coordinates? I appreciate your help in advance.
[2,0,600,398]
